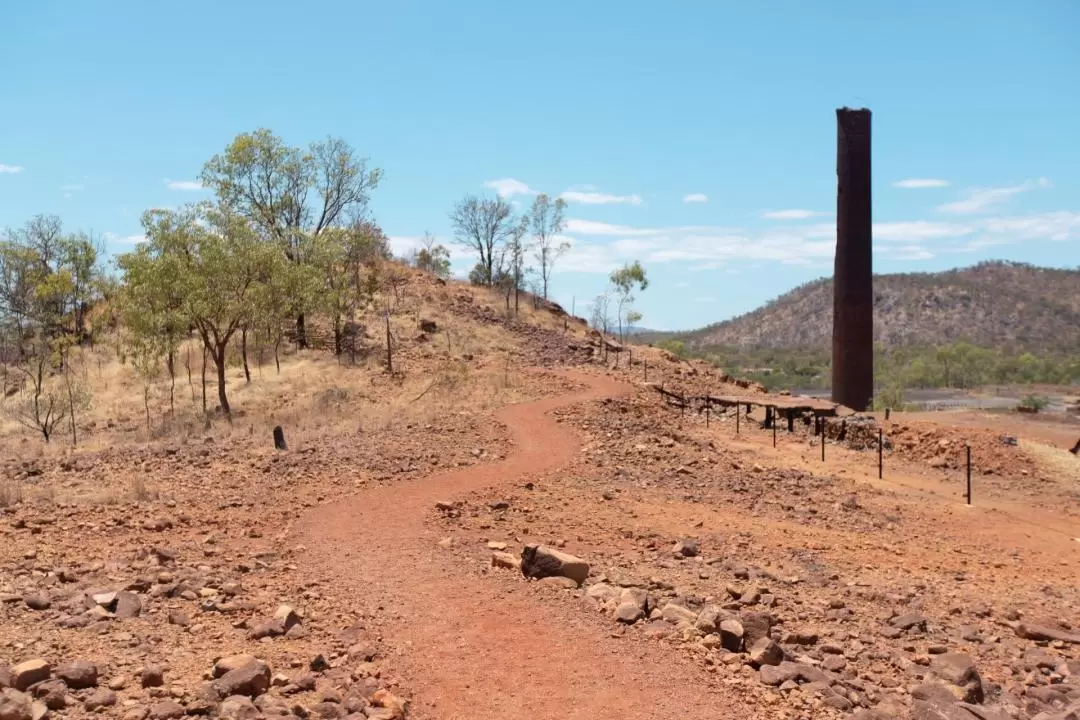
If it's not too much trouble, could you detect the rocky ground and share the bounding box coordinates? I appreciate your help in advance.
[0,398,522,720]
[433,370,1080,720]
[4,285,1080,719]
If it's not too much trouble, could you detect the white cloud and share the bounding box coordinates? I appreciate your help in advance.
[762,209,827,220]
[560,189,643,206]
[483,178,535,198]
[682,193,708,204]
[564,219,659,236]
[937,178,1050,215]
[165,178,204,191]
[0,164,25,174]
[103,232,147,250]
[893,178,950,189]
[554,208,1080,275]
[872,220,972,242]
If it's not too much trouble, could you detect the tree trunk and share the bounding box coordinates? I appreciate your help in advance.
[166,349,176,414]
[241,328,251,383]
[215,343,231,420]
[143,385,151,430]
[274,338,281,374]
[385,312,392,374]
[65,370,77,446]
[296,313,308,349]
[333,315,343,357]
[186,346,196,404]
[200,345,208,414]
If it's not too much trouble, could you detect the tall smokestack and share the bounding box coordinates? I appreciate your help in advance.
[832,107,873,411]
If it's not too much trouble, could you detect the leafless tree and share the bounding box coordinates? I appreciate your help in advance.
[529,194,569,299]
[449,194,521,286]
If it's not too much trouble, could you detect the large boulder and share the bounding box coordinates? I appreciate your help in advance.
[212,661,271,698]
[520,545,589,586]
[54,661,97,689]
[930,653,984,704]
[9,662,49,692]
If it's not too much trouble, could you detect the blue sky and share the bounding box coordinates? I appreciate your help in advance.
[2,1,1078,331]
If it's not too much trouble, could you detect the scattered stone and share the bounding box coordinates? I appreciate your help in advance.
[740,612,773,646]
[615,602,644,624]
[520,544,589,586]
[930,653,984,704]
[83,688,117,711]
[22,595,49,612]
[10,661,50,692]
[54,661,97,689]
[1015,620,1080,644]
[719,618,745,653]
[273,604,301,630]
[370,689,407,719]
[213,656,258,679]
[212,661,271,699]
[748,637,783,667]
[890,612,928,631]
[661,602,697,625]
[140,666,165,688]
[672,539,699,557]
[491,551,520,571]
[30,680,66,711]
[0,689,33,720]
[146,700,186,720]
[248,619,286,640]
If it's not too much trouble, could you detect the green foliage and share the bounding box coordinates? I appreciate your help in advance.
[0,215,105,345]
[1018,394,1050,412]
[655,339,687,358]
[412,232,451,279]
[609,261,648,341]
[528,194,568,299]
[119,202,282,418]
[657,337,1080,394]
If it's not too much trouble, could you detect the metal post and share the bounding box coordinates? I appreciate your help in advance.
[772,415,776,447]
[966,445,972,505]
[644,359,648,381]
[736,406,740,435]
[705,397,710,427]
[821,424,826,462]
[878,428,883,479]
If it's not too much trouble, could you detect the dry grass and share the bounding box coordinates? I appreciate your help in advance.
[0,263,572,459]
[1024,441,1080,486]
[0,479,23,507]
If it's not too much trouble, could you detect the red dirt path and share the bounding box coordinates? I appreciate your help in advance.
[296,371,747,720]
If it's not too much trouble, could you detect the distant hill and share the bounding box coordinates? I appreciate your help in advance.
[650,261,1080,354]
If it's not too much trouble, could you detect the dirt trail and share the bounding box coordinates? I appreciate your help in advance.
[296,371,740,720]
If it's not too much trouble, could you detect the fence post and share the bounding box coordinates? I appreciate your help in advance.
[736,406,740,435]
[966,445,972,505]
[821,423,826,462]
[772,414,776,447]
[644,359,648,381]
[878,427,883,479]
[705,397,710,427]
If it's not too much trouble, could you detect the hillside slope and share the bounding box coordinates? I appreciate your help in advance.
[670,261,1080,353]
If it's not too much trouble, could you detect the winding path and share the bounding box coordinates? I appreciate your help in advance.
[297,371,742,720]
